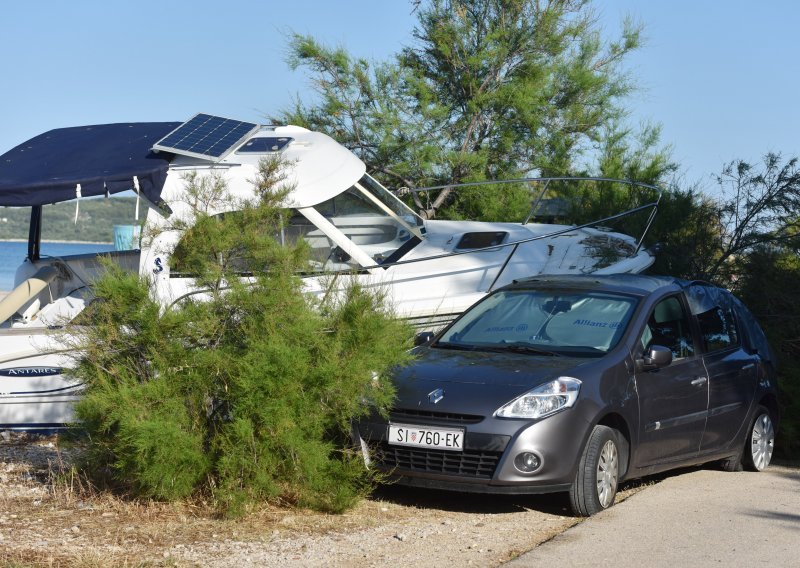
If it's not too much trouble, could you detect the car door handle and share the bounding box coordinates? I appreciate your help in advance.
[741,363,756,371]
[691,377,708,387]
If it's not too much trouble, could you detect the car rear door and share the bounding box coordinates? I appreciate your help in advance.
[633,294,709,467]
[697,304,758,452]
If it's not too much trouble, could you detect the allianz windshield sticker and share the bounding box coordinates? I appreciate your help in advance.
[484,323,530,333]
[483,320,622,332]
[572,319,623,329]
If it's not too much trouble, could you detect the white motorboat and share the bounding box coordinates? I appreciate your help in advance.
[0,113,661,431]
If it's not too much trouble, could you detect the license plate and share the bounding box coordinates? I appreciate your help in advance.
[388,423,464,451]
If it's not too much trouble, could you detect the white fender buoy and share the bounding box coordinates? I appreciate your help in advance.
[0,266,60,325]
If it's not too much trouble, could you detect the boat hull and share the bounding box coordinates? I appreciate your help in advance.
[0,332,82,432]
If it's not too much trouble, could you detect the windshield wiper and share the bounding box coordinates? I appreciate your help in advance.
[433,341,479,351]
[483,343,561,357]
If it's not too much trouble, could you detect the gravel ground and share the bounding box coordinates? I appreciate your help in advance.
[0,431,649,567]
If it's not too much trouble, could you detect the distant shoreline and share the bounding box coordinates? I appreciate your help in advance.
[0,238,113,245]
[1,240,114,293]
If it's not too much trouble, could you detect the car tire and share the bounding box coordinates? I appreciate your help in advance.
[718,451,743,472]
[743,406,775,472]
[569,425,620,517]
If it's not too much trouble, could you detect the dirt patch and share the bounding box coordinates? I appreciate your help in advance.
[0,432,645,567]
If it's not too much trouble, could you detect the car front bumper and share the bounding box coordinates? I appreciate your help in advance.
[354,405,594,494]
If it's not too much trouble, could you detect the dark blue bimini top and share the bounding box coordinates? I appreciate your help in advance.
[0,122,181,207]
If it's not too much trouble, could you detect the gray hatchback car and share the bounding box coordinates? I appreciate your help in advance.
[354,274,778,516]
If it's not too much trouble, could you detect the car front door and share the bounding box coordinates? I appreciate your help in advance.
[634,294,709,467]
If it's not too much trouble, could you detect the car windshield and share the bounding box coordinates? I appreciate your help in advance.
[437,289,638,356]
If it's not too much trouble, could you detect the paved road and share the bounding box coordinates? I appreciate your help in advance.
[508,466,800,568]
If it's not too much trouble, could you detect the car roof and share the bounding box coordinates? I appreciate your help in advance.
[508,273,694,296]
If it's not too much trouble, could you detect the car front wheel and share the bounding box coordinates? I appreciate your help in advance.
[569,425,620,517]
[744,406,775,472]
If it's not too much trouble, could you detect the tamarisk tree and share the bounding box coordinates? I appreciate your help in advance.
[69,157,413,515]
[283,0,673,221]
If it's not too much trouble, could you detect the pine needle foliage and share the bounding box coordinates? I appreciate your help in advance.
[282,0,676,221]
[735,247,800,459]
[69,157,413,515]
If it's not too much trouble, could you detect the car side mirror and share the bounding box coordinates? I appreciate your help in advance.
[637,344,673,371]
[414,331,435,346]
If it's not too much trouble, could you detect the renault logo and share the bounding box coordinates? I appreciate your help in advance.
[428,388,445,404]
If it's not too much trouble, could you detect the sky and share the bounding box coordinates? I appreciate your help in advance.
[2,0,799,190]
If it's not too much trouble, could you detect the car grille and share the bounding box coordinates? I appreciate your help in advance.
[390,408,484,425]
[371,441,502,479]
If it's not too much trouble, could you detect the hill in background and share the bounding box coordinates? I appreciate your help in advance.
[0,197,140,243]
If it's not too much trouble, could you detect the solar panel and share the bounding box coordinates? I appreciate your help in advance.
[152,113,260,161]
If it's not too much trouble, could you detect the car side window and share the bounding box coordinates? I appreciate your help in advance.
[696,306,739,352]
[639,295,695,360]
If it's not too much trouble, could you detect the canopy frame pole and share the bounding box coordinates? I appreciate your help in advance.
[73,184,82,224]
[133,176,141,221]
[27,205,42,261]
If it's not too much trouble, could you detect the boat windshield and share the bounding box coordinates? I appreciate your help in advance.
[356,175,425,236]
[170,174,426,275]
[309,174,425,264]
[437,289,638,356]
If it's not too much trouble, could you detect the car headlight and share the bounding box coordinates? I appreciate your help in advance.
[495,377,581,419]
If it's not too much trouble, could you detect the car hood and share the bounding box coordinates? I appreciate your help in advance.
[391,347,593,416]
[401,346,590,387]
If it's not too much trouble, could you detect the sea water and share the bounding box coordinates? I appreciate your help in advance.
[0,241,114,291]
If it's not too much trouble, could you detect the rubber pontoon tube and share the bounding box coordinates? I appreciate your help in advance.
[0,266,60,325]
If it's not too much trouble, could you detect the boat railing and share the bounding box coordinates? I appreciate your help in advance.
[404,177,661,244]
[371,177,662,275]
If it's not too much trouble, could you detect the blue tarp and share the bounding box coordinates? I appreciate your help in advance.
[0,122,181,206]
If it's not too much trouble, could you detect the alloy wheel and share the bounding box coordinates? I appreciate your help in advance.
[750,413,774,471]
[596,439,619,508]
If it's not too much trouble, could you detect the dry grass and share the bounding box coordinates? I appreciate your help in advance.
[5,433,648,567]
[0,434,421,567]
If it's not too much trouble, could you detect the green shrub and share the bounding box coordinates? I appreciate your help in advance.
[69,158,413,514]
[734,247,800,460]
